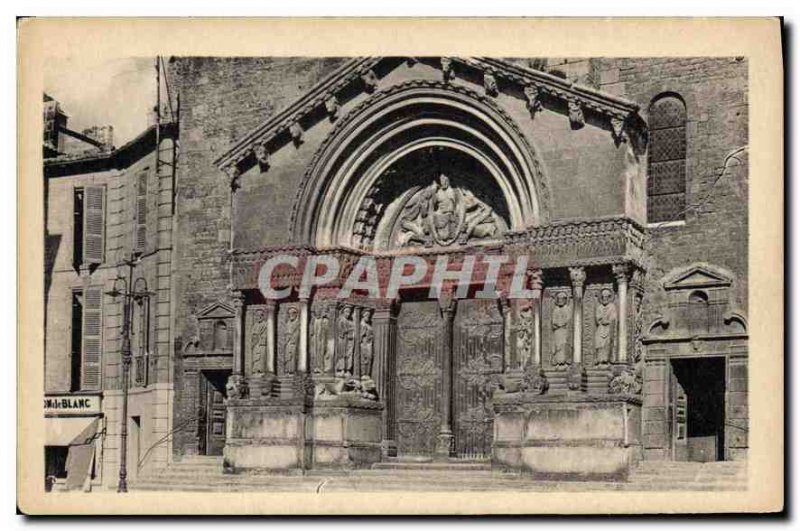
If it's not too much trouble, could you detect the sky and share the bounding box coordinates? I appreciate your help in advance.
[44,56,158,146]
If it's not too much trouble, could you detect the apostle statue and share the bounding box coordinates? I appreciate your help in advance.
[336,305,356,377]
[250,309,268,375]
[283,306,300,375]
[594,288,617,367]
[551,292,571,369]
[310,306,332,374]
[359,308,374,378]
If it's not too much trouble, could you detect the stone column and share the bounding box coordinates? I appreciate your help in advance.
[613,264,630,363]
[528,270,544,367]
[436,287,457,458]
[374,300,397,457]
[297,297,309,373]
[568,267,586,365]
[264,301,276,374]
[352,306,362,379]
[232,291,245,377]
[501,297,512,371]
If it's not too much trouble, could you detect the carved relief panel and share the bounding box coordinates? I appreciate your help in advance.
[395,300,442,457]
[245,304,269,375]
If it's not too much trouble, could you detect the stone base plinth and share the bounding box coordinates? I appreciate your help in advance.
[493,393,642,481]
[224,399,308,473]
[310,397,383,470]
[223,395,383,473]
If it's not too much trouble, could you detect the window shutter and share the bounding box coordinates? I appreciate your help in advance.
[81,286,103,390]
[134,172,148,252]
[82,186,105,264]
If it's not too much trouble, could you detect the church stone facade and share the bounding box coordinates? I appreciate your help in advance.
[166,57,747,478]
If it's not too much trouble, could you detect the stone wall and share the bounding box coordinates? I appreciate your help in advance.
[168,57,349,455]
[594,57,749,459]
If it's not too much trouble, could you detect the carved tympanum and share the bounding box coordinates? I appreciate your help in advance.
[394,174,503,248]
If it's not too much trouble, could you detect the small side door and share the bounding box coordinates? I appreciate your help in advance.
[669,363,689,461]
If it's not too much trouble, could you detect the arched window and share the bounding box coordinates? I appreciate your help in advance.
[688,290,709,334]
[647,94,687,223]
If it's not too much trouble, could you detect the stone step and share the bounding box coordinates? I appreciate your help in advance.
[372,461,492,472]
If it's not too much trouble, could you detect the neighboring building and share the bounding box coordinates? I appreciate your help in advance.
[161,56,747,475]
[43,95,177,490]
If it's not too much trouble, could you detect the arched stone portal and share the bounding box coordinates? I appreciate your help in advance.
[289,82,550,249]
[223,64,651,475]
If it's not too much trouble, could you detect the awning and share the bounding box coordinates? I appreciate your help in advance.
[65,419,99,492]
[45,416,98,446]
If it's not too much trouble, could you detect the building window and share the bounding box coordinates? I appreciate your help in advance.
[71,286,103,392]
[73,185,106,266]
[134,171,148,254]
[72,189,84,266]
[70,290,83,392]
[688,290,710,334]
[647,94,687,223]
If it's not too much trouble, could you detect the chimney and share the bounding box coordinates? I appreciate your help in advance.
[43,94,68,154]
[81,125,114,151]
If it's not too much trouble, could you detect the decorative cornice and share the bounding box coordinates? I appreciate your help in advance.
[213,56,646,177]
[213,57,381,171]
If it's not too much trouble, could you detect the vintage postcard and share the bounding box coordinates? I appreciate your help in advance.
[17,18,783,514]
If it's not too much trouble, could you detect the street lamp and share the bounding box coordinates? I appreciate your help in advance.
[105,253,153,493]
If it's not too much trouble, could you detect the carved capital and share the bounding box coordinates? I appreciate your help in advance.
[525,268,544,293]
[524,85,543,115]
[613,263,630,284]
[568,100,585,129]
[483,71,498,96]
[231,290,245,309]
[361,70,379,93]
[253,142,270,168]
[568,266,586,288]
[324,95,339,120]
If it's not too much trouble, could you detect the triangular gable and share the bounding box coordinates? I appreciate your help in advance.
[662,263,733,291]
[196,301,235,320]
[214,56,646,179]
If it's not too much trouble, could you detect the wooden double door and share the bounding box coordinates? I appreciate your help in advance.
[394,297,503,459]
